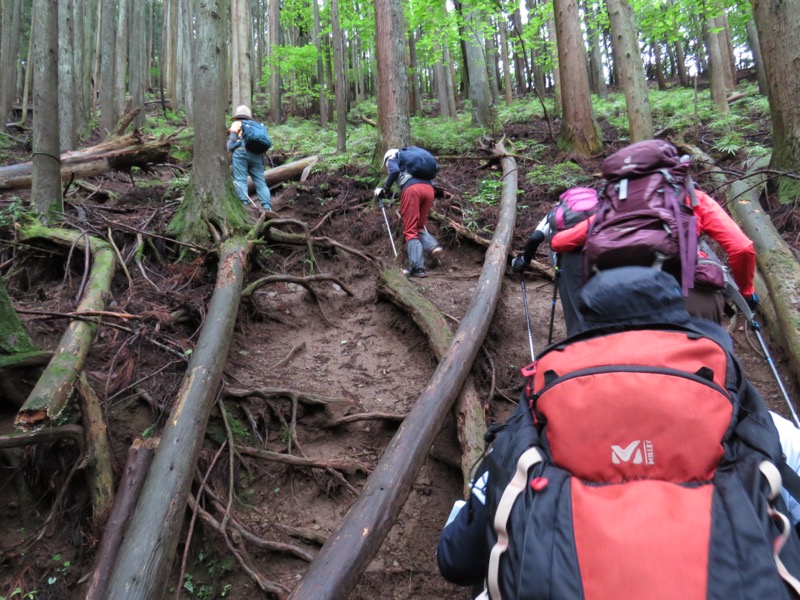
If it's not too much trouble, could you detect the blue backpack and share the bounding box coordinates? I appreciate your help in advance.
[241,120,273,153]
[398,146,439,180]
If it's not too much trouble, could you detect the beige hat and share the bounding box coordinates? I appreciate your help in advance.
[233,105,252,120]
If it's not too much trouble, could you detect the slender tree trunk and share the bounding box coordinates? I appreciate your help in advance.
[374,0,410,154]
[498,21,514,106]
[714,13,736,89]
[511,9,527,95]
[58,0,77,151]
[652,41,667,90]
[232,0,252,108]
[31,0,62,222]
[463,10,494,128]
[331,0,347,151]
[129,2,146,129]
[312,0,328,127]
[546,15,562,117]
[605,0,653,141]
[703,17,729,114]
[443,42,457,119]
[745,19,767,96]
[751,0,800,200]
[99,0,116,134]
[269,0,282,124]
[485,25,500,104]
[586,0,608,99]
[554,0,601,155]
[0,0,22,123]
[115,0,130,119]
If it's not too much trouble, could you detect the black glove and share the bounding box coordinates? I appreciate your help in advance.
[511,255,529,272]
[745,292,760,312]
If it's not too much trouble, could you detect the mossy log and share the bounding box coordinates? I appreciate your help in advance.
[288,142,518,600]
[15,226,116,429]
[104,237,251,600]
[0,131,175,190]
[680,145,800,387]
[377,271,485,495]
[246,156,319,193]
[77,373,116,526]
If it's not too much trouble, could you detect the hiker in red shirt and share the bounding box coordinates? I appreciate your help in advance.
[549,187,756,325]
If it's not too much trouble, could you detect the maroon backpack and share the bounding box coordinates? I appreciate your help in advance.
[583,140,699,295]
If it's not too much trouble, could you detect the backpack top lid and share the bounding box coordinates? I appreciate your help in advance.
[577,266,691,328]
[559,187,598,212]
[601,139,684,181]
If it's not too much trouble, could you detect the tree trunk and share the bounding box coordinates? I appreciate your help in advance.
[85,437,159,600]
[114,0,129,119]
[586,0,608,99]
[554,0,602,155]
[31,0,62,222]
[498,22,514,106]
[14,226,115,429]
[331,0,347,152]
[312,0,328,128]
[0,131,175,191]
[751,0,800,202]
[463,9,495,129]
[374,0,410,155]
[99,0,116,134]
[287,141,518,600]
[704,17,729,114]
[745,19,767,96]
[128,1,147,130]
[0,0,22,124]
[104,236,249,600]
[58,0,77,152]
[269,0,282,124]
[605,0,653,141]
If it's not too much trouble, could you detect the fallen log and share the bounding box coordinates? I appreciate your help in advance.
[85,437,159,600]
[104,236,251,599]
[287,141,518,600]
[15,226,116,429]
[680,145,800,387]
[246,156,319,194]
[0,131,175,190]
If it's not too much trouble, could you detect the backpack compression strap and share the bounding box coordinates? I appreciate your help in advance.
[760,461,800,595]
[487,446,544,600]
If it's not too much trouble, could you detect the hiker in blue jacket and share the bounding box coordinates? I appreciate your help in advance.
[374,147,445,278]
[227,104,272,212]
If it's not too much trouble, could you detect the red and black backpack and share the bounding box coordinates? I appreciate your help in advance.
[480,323,800,600]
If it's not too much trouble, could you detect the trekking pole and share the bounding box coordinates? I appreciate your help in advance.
[378,191,398,258]
[718,281,800,426]
[519,274,536,363]
[698,240,800,425]
[750,319,800,427]
[547,254,561,344]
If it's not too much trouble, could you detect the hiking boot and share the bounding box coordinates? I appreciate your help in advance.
[402,268,428,279]
[431,246,445,259]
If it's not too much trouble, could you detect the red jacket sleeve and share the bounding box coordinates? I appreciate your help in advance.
[693,190,756,296]
[550,217,592,253]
